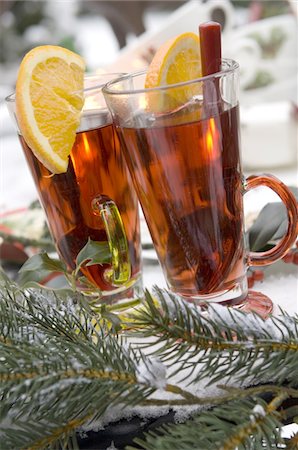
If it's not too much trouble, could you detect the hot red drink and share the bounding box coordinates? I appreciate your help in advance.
[118,104,245,298]
[19,118,142,293]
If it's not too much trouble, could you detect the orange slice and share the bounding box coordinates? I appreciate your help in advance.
[15,45,85,174]
[144,32,201,113]
[145,32,201,88]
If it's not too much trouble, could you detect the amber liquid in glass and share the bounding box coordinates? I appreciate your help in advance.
[119,104,245,299]
[20,113,141,291]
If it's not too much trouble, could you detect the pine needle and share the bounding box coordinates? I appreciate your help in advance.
[0,272,297,449]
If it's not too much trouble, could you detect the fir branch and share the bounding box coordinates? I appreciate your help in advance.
[287,432,298,449]
[26,416,94,450]
[129,288,298,386]
[0,282,97,345]
[1,273,298,449]
[0,275,155,449]
[142,384,298,408]
[128,397,287,450]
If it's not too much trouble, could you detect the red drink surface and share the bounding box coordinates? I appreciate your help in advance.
[118,104,245,298]
[19,119,141,291]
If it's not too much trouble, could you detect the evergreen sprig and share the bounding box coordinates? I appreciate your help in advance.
[129,397,289,450]
[0,273,154,449]
[0,272,297,449]
[129,287,298,386]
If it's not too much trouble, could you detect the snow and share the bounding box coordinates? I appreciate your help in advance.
[252,404,266,417]
[136,357,167,390]
[208,303,297,340]
[250,403,266,423]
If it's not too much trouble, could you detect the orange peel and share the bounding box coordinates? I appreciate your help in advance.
[16,45,85,174]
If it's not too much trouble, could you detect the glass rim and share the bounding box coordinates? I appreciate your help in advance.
[103,58,239,96]
[5,72,126,103]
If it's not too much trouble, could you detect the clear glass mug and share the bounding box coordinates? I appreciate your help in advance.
[103,60,298,306]
[6,74,143,302]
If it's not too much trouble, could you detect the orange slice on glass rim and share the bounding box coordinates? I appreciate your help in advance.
[145,32,202,112]
[145,32,201,87]
[15,45,85,174]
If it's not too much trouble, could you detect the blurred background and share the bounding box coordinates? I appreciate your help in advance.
[0,0,297,212]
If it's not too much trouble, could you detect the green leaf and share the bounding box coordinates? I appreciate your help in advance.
[75,238,111,275]
[248,186,298,252]
[17,278,70,291]
[18,252,67,274]
[17,253,67,288]
[248,202,286,251]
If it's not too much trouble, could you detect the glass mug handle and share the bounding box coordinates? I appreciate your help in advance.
[92,195,131,286]
[244,174,298,266]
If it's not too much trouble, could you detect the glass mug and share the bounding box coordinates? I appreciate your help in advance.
[6,74,143,302]
[103,60,298,307]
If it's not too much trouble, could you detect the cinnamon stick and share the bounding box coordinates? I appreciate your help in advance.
[199,21,222,76]
[199,22,222,115]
